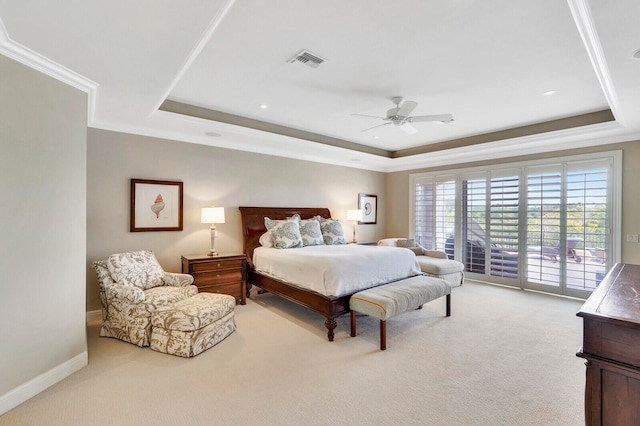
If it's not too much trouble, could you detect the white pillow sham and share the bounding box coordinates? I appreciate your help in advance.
[258,232,273,248]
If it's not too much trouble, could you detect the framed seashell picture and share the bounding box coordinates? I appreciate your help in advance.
[130,179,183,232]
[358,193,377,225]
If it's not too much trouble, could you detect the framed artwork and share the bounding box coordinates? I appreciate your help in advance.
[130,179,183,232]
[358,193,377,224]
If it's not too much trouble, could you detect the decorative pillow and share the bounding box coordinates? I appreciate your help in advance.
[408,246,425,255]
[107,250,164,290]
[396,238,416,248]
[317,216,348,245]
[258,232,273,248]
[264,216,303,249]
[299,217,324,246]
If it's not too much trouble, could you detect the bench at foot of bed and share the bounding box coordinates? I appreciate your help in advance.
[349,275,451,350]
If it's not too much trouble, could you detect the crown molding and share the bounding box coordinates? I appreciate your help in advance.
[0,16,98,124]
[385,120,632,173]
[568,0,624,125]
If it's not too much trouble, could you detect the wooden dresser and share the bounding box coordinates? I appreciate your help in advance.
[181,253,247,305]
[576,263,640,425]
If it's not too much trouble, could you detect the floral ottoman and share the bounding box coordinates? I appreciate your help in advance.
[150,293,236,357]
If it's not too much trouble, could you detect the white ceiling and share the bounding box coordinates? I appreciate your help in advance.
[1,0,639,172]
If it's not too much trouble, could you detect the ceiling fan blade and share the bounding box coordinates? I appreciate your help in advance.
[400,122,418,134]
[396,100,418,117]
[408,114,454,123]
[351,113,387,120]
[361,122,392,132]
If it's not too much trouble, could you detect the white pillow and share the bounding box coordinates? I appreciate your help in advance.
[317,216,348,245]
[258,232,273,248]
[264,216,303,249]
[299,217,324,246]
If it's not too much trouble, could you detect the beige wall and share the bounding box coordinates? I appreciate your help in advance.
[86,129,387,311]
[0,56,87,405]
[385,141,640,264]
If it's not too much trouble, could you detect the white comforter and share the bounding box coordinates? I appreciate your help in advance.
[253,244,421,297]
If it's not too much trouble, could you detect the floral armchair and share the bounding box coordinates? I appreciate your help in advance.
[92,250,197,347]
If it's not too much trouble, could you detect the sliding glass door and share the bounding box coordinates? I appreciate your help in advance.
[458,170,521,286]
[525,161,609,296]
[411,152,618,298]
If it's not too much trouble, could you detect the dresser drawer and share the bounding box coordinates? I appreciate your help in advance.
[189,259,244,273]
[197,283,242,298]
[583,318,640,369]
[192,270,243,286]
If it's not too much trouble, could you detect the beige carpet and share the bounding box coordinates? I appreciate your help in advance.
[0,282,585,426]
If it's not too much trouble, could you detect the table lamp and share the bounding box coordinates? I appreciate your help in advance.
[347,209,363,243]
[201,207,225,256]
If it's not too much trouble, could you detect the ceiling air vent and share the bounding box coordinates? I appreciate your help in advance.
[288,50,326,69]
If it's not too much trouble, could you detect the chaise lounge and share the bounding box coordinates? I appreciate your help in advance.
[378,238,464,287]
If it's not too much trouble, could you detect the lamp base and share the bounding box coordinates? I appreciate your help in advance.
[208,226,219,257]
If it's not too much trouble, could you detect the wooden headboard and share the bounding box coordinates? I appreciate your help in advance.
[238,207,331,268]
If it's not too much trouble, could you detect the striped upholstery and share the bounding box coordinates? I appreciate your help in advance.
[350,275,451,320]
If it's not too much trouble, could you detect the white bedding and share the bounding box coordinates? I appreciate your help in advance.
[253,244,422,297]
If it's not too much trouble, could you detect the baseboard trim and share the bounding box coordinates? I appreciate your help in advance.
[86,309,102,324]
[0,351,88,415]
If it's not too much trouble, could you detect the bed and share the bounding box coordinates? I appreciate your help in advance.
[239,206,421,341]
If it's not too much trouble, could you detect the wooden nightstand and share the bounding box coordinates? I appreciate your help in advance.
[181,253,247,305]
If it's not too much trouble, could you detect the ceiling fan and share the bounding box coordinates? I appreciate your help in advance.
[352,97,454,134]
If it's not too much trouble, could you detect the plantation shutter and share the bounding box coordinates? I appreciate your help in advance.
[413,176,455,251]
[526,165,563,286]
[461,174,488,272]
[489,171,520,279]
[414,179,434,249]
[565,161,609,290]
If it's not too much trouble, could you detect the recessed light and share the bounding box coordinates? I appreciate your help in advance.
[543,90,557,96]
[374,136,379,139]
[258,104,268,109]
[204,131,222,137]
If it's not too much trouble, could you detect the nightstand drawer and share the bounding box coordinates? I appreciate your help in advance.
[197,282,243,298]
[181,253,247,305]
[189,259,244,272]
[192,270,243,286]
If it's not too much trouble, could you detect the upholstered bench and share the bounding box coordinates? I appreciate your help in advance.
[349,275,451,350]
[150,293,236,357]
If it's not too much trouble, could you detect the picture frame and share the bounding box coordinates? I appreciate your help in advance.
[358,193,377,224]
[130,179,183,232]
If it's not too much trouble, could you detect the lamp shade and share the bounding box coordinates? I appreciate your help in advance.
[201,207,225,224]
[347,209,363,221]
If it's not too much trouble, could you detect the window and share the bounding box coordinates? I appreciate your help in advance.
[413,176,455,251]
[410,151,620,298]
